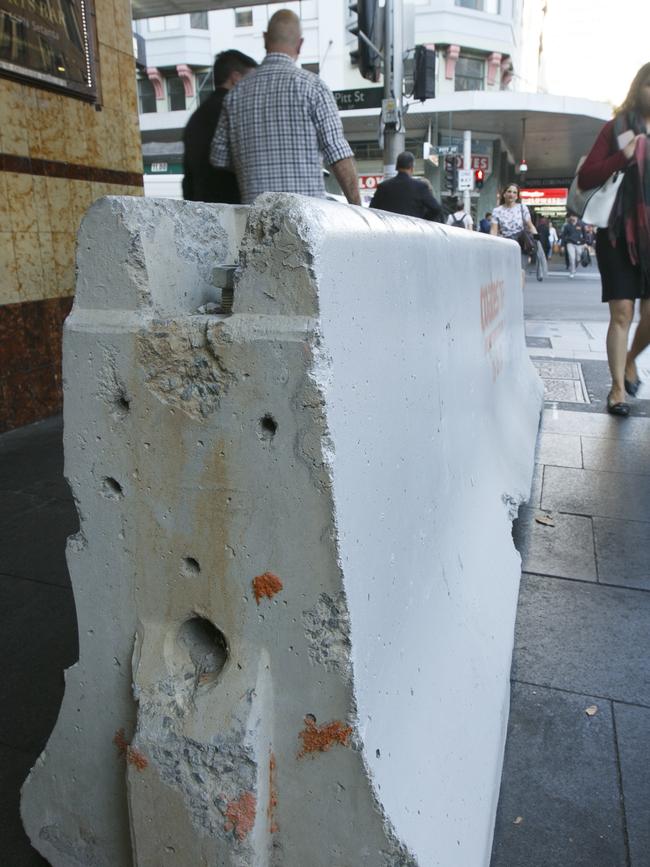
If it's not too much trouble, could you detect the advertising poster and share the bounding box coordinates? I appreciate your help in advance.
[0,0,97,99]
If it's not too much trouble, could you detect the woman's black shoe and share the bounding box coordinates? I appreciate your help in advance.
[607,400,630,417]
[624,377,641,397]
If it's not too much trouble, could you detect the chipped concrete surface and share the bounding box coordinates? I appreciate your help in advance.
[21,194,541,867]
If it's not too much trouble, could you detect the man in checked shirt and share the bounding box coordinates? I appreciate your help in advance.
[210,9,361,206]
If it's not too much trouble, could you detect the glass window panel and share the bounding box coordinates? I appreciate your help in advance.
[300,0,318,19]
[190,11,209,29]
[167,76,186,111]
[455,56,485,91]
[235,8,253,27]
[137,77,157,113]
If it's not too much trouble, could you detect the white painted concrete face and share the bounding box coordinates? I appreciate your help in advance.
[21,193,542,867]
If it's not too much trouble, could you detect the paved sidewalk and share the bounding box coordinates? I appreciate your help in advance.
[2,315,650,866]
[491,320,650,867]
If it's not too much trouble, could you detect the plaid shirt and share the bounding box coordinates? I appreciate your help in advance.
[210,53,353,204]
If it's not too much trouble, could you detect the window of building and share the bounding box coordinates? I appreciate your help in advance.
[455,0,500,12]
[137,77,157,113]
[148,15,180,31]
[190,11,208,29]
[196,70,214,104]
[455,56,485,91]
[167,76,186,111]
[301,62,319,74]
[300,0,318,19]
[234,8,253,27]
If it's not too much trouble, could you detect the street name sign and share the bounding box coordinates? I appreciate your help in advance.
[333,87,384,111]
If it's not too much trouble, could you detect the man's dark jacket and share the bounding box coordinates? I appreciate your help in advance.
[368,171,443,221]
[182,88,240,203]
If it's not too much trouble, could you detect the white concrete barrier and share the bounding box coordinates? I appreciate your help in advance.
[22,194,542,867]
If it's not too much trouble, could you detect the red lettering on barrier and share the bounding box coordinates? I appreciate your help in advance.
[480,279,505,381]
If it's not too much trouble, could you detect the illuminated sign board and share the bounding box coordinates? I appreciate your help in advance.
[520,188,568,206]
[0,0,98,100]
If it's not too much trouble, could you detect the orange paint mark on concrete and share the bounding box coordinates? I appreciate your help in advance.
[268,752,279,833]
[127,747,149,771]
[224,791,257,841]
[113,728,148,771]
[298,716,353,758]
[113,728,129,757]
[252,572,283,604]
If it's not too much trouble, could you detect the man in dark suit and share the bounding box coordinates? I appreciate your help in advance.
[182,50,257,203]
[369,151,443,221]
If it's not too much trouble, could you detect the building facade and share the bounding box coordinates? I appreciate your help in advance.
[135,0,530,205]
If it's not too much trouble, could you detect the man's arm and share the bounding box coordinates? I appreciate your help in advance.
[331,157,361,205]
[422,188,443,222]
[210,104,232,169]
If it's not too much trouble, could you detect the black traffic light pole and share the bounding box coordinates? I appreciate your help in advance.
[382,0,404,177]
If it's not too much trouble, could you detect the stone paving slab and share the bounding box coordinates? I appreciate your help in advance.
[512,574,650,706]
[582,435,650,476]
[542,465,650,522]
[513,508,596,582]
[593,517,650,591]
[535,432,582,468]
[525,463,543,509]
[613,703,650,867]
[0,743,50,867]
[0,574,77,752]
[541,409,650,439]
[490,683,626,867]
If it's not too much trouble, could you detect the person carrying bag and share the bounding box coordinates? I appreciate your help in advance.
[577,62,650,417]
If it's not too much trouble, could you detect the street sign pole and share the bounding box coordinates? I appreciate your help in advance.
[463,129,472,213]
[382,0,404,178]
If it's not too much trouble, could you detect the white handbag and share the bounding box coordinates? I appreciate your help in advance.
[566,169,624,228]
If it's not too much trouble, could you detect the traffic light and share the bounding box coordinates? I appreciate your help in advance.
[475,168,485,189]
[413,45,435,101]
[444,156,458,193]
[348,1,383,83]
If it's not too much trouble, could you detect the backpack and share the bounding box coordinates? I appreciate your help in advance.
[451,212,466,229]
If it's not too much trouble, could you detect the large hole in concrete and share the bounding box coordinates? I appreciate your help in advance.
[259,414,278,440]
[178,616,228,685]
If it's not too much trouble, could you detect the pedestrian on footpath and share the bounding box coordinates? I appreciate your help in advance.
[490,183,538,280]
[210,10,360,205]
[369,151,443,221]
[560,214,586,278]
[446,200,473,230]
[182,50,257,203]
[479,211,492,233]
[578,62,650,416]
[548,221,559,258]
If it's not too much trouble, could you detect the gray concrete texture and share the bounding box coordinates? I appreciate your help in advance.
[19,194,542,867]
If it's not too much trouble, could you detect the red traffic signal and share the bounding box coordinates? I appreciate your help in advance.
[475,168,485,189]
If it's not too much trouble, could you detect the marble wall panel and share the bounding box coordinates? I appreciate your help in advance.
[0,81,31,157]
[0,297,73,432]
[0,231,19,305]
[6,173,39,234]
[13,232,45,302]
[0,0,142,429]
[0,172,10,233]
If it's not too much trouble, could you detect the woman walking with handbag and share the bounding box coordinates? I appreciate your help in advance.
[490,184,538,281]
[578,63,650,416]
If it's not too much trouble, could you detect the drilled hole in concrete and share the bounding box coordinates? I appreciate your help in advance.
[178,616,228,685]
[182,557,201,576]
[102,477,123,499]
[259,414,278,440]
